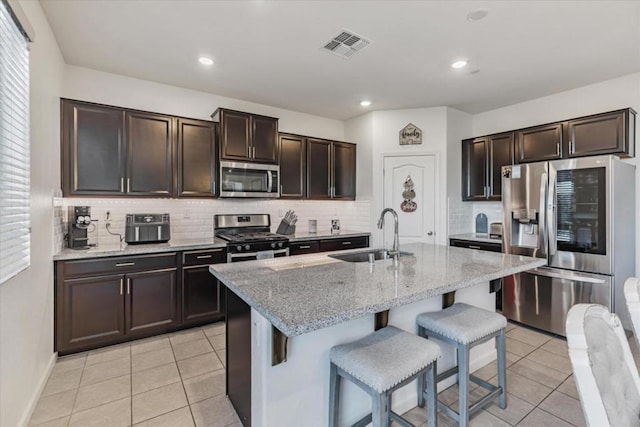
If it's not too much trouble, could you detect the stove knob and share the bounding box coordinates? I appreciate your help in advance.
[271,243,276,249]
[236,245,242,252]
[278,242,284,248]
[244,244,250,251]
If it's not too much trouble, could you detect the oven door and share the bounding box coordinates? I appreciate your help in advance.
[219,161,280,198]
[228,248,289,263]
[548,156,613,274]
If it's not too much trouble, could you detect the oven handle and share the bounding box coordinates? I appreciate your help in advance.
[267,171,273,192]
[228,248,289,261]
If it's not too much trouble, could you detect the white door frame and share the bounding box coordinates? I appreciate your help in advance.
[379,151,442,245]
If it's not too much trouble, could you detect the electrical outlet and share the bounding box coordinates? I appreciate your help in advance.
[183,210,190,219]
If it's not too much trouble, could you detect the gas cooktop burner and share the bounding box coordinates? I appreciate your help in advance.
[217,231,287,243]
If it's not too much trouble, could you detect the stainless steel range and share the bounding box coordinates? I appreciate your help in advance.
[214,214,289,263]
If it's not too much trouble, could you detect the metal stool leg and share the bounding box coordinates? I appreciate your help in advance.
[329,363,341,427]
[496,329,507,409]
[417,326,426,408]
[426,360,437,427]
[458,343,470,427]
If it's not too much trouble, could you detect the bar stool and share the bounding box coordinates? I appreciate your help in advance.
[329,325,440,427]
[416,303,507,427]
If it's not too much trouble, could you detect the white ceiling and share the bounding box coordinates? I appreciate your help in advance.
[40,0,640,120]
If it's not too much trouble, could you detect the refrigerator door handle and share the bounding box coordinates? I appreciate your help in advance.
[547,168,557,256]
[539,172,548,258]
[529,267,608,284]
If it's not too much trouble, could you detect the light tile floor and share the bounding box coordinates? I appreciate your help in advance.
[29,320,639,426]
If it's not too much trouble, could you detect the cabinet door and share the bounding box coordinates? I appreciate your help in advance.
[62,100,125,196]
[488,132,514,200]
[126,112,174,196]
[333,142,356,200]
[126,269,178,335]
[462,138,488,201]
[182,266,224,325]
[279,134,306,198]
[177,118,216,197]
[306,139,332,199]
[251,115,278,164]
[515,123,562,163]
[567,110,628,157]
[58,274,125,352]
[220,110,251,161]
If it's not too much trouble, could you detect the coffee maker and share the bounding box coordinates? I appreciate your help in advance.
[67,206,92,249]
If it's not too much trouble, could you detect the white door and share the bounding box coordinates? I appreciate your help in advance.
[383,155,437,245]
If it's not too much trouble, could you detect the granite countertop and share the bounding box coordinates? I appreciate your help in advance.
[209,242,545,337]
[287,230,370,242]
[53,238,228,261]
[449,233,503,245]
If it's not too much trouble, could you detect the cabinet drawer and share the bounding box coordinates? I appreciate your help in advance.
[61,253,178,278]
[182,248,227,266]
[319,236,369,252]
[449,239,502,253]
[289,241,320,256]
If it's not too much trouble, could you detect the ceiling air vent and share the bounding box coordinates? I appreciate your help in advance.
[321,30,371,59]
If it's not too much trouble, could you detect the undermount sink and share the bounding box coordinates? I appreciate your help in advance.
[329,248,413,263]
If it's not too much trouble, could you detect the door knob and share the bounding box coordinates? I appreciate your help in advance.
[427,231,434,236]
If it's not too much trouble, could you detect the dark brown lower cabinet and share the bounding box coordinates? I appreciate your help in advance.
[182,266,224,325]
[59,274,126,351]
[126,269,178,335]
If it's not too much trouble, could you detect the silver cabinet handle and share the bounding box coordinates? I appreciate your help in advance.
[127,278,131,294]
[342,241,352,245]
[196,255,212,259]
[468,245,482,250]
[556,142,560,156]
[120,278,123,295]
[127,178,130,193]
[570,139,575,154]
[299,245,311,249]
[120,177,124,193]
[280,184,283,195]
[115,262,135,267]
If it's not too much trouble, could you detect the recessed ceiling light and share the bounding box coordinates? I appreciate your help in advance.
[451,60,468,69]
[467,9,488,21]
[198,56,214,66]
[360,100,371,107]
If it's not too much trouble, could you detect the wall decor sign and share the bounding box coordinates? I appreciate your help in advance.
[400,175,417,213]
[399,123,422,145]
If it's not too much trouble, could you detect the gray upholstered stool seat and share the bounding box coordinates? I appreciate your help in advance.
[329,326,440,427]
[417,303,507,427]
[416,302,507,345]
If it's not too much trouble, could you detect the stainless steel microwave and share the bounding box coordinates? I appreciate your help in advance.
[219,161,280,198]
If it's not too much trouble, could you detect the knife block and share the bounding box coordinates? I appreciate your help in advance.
[276,220,296,235]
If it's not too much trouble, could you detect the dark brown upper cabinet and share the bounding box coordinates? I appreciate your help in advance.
[213,108,279,164]
[61,99,126,196]
[515,123,563,164]
[306,139,356,200]
[566,109,636,158]
[125,111,175,196]
[462,132,513,201]
[177,118,217,197]
[279,133,306,199]
[333,142,356,200]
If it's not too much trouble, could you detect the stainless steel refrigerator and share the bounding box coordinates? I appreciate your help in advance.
[502,155,635,335]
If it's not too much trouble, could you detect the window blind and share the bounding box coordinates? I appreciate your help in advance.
[0,0,30,284]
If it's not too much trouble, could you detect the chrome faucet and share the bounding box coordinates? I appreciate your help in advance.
[377,208,399,258]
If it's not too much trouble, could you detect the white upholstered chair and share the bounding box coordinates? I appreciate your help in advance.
[566,304,640,427]
[624,277,640,349]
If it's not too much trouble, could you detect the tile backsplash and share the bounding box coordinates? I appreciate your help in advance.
[56,198,371,249]
[447,199,504,236]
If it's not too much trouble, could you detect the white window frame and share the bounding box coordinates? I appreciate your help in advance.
[0,0,31,285]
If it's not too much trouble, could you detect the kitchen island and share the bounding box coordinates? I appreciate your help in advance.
[209,243,545,427]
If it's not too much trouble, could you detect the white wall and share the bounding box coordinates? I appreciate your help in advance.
[0,2,65,426]
[472,72,640,273]
[63,65,345,141]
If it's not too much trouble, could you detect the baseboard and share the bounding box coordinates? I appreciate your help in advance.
[18,352,57,427]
